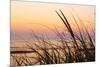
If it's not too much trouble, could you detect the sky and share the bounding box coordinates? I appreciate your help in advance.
[11,1,95,40]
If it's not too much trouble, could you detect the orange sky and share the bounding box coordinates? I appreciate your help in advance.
[11,1,95,36]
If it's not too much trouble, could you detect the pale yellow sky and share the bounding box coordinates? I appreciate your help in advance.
[11,1,95,33]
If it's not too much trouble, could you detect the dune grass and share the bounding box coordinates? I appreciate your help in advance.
[11,10,95,66]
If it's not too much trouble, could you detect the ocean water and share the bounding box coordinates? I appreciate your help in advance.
[10,39,74,65]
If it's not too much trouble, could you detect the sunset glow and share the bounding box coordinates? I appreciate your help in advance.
[11,1,95,39]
